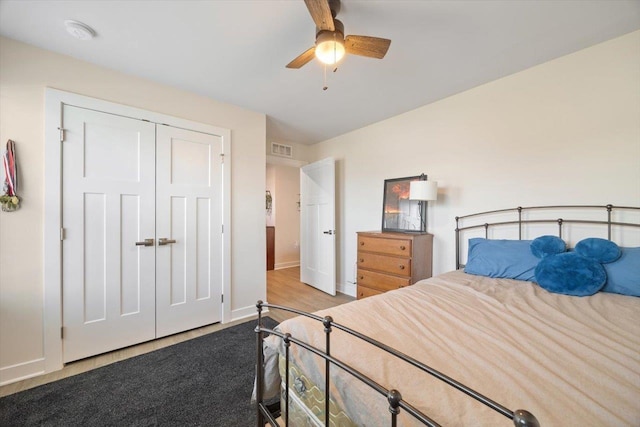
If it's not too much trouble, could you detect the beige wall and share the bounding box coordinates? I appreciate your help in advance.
[0,37,267,382]
[310,31,640,293]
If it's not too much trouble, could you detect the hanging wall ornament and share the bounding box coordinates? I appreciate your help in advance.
[1,140,20,212]
[266,190,273,214]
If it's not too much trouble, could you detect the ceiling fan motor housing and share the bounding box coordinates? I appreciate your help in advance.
[316,19,344,44]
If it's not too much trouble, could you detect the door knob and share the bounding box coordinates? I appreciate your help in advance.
[323,230,334,235]
[135,238,154,247]
[158,238,177,246]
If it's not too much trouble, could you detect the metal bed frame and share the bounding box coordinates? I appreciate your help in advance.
[256,204,640,427]
[455,204,640,269]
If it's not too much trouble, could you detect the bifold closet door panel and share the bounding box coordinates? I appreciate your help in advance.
[155,125,223,338]
[62,105,157,363]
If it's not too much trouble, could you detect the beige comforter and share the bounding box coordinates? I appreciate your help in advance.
[263,270,640,426]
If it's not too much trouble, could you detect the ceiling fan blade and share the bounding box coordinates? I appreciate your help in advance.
[286,47,317,69]
[345,35,391,59]
[304,0,335,31]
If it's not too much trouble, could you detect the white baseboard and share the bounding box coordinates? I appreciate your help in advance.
[0,357,46,386]
[274,261,300,270]
[231,305,262,322]
[337,281,356,297]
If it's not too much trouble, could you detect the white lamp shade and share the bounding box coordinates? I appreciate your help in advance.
[410,180,438,201]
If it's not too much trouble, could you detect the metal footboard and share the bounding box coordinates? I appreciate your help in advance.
[255,302,540,427]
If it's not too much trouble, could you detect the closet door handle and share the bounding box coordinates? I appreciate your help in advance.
[158,238,176,246]
[135,238,154,247]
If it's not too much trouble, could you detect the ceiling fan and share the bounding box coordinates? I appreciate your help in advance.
[286,0,391,69]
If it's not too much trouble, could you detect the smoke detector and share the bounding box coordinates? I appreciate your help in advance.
[64,20,96,40]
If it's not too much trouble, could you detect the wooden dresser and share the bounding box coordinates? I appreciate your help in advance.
[356,231,433,299]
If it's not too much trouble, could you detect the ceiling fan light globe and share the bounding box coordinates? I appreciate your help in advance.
[315,41,345,64]
[315,32,345,65]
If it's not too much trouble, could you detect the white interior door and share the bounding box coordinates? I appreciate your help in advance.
[62,106,224,361]
[300,158,336,295]
[155,125,223,337]
[62,105,156,363]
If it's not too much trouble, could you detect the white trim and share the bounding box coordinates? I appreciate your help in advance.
[0,358,45,386]
[274,261,300,270]
[337,281,356,297]
[44,88,232,377]
[231,305,261,322]
[266,154,307,168]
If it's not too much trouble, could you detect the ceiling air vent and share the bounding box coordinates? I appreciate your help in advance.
[271,142,293,158]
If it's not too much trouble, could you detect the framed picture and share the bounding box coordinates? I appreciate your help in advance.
[381,175,425,233]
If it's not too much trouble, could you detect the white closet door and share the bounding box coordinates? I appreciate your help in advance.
[62,105,156,363]
[155,125,223,337]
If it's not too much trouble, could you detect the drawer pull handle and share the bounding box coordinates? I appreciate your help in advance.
[399,265,405,270]
[360,241,364,246]
[400,245,406,250]
[359,276,364,280]
[359,258,364,263]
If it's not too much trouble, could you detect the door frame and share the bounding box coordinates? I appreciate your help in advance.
[44,88,231,373]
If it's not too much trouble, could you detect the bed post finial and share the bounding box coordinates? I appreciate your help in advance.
[517,207,523,240]
[557,218,563,239]
[606,204,613,240]
[513,409,540,427]
[323,316,334,424]
[455,217,461,269]
[255,300,265,426]
[388,389,402,426]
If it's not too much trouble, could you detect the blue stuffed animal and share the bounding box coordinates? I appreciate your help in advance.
[531,236,621,296]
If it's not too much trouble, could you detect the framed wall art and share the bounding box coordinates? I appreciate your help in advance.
[381,175,425,233]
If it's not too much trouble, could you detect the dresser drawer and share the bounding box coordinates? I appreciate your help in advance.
[358,236,412,257]
[357,285,383,300]
[358,252,411,277]
[357,268,410,291]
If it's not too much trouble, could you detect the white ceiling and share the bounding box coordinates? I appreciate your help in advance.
[1,1,639,144]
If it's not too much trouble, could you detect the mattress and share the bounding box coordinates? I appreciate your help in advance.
[278,355,355,427]
[263,270,640,426]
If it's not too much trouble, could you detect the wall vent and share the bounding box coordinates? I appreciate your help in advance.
[271,142,293,158]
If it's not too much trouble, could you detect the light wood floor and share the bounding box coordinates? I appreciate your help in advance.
[266,266,354,323]
[0,266,352,397]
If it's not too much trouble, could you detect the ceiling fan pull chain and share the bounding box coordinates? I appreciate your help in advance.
[333,32,339,73]
[323,63,328,91]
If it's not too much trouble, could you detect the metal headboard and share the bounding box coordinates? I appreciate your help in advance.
[455,204,640,269]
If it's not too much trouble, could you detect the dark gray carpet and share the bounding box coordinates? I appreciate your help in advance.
[0,317,278,427]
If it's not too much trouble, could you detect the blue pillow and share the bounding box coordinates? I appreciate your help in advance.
[464,238,538,282]
[531,235,566,258]
[575,238,621,263]
[602,247,640,297]
[535,252,606,296]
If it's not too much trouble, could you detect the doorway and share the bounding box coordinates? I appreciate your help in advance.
[265,159,304,271]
